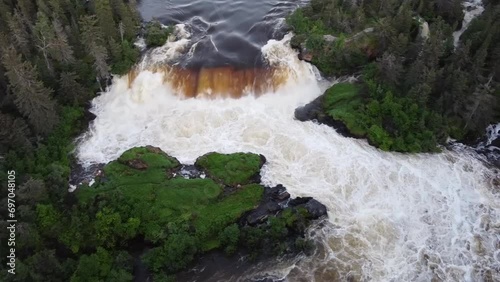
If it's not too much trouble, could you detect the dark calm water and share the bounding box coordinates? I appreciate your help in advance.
[137,0,308,67]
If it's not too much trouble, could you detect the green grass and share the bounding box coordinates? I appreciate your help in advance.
[74,148,272,274]
[77,148,266,247]
[322,83,367,136]
[195,153,263,186]
[78,168,223,230]
[320,81,441,153]
[118,146,180,169]
[195,184,264,251]
[61,147,328,276]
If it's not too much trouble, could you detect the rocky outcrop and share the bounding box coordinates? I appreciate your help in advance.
[472,124,500,168]
[294,95,358,139]
[69,163,104,190]
[70,147,329,281]
[290,197,328,219]
[345,27,374,43]
[244,184,291,225]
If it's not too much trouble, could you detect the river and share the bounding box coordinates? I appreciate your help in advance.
[76,0,500,281]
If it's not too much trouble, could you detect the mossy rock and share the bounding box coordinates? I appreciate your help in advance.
[73,147,324,277]
[322,83,366,137]
[117,146,180,170]
[77,147,265,249]
[195,152,265,186]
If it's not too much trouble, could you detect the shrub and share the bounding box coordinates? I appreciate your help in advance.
[145,21,173,47]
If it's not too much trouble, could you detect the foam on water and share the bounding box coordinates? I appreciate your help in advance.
[77,34,500,281]
[140,24,193,68]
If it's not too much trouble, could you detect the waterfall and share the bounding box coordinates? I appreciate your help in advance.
[76,30,500,281]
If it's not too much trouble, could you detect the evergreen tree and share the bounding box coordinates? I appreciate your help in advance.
[376,52,403,89]
[52,18,75,63]
[17,0,36,23]
[463,76,498,132]
[58,72,90,105]
[0,111,33,152]
[94,0,118,40]
[1,46,59,135]
[79,15,110,79]
[8,10,31,57]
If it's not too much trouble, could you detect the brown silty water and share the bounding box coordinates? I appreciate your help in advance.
[127,65,289,98]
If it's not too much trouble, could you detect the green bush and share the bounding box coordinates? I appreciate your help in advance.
[322,81,441,153]
[143,232,198,273]
[219,224,240,255]
[306,34,325,50]
[111,40,140,75]
[145,21,173,47]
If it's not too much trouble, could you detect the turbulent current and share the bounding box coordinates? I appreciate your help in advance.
[77,1,500,281]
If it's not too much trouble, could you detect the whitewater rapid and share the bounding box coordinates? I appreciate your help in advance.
[77,33,500,281]
[453,0,484,47]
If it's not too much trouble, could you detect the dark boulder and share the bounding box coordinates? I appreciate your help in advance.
[294,96,323,122]
[490,138,500,148]
[268,184,290,202]
[289,197,312,206]
[145,145,163,154]
[304,199,328,219]
[247,207,270,225]
[275,191,290,201]
[69,163,104,188]
[294,95,360,139]
[175,165,204,179]
[265,201,281,213]
[289,197,327,219]
[259,154,267,166]
[299,51,313,62]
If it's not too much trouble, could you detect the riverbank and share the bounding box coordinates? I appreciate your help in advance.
[288,0,499,153]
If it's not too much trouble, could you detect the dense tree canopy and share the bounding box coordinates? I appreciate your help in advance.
[289,0,500,152]
[0,0,141,280]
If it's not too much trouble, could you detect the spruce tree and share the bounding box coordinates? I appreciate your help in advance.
[1,46,59,135]
[79,15,110,79]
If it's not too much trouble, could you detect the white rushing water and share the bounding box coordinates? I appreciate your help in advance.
[453,0,484,47]
[77,31,500,281]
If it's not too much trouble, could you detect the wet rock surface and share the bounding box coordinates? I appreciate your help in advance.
[173,164,206,179]
[243,186,327,225]
[294,95,358,139]
[69,162,104,190]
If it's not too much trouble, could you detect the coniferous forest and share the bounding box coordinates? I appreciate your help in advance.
[0,0,500,281]
[0,0,142,280]
[289,0,500,152]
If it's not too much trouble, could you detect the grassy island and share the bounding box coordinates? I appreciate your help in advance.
[2,146,327,281]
